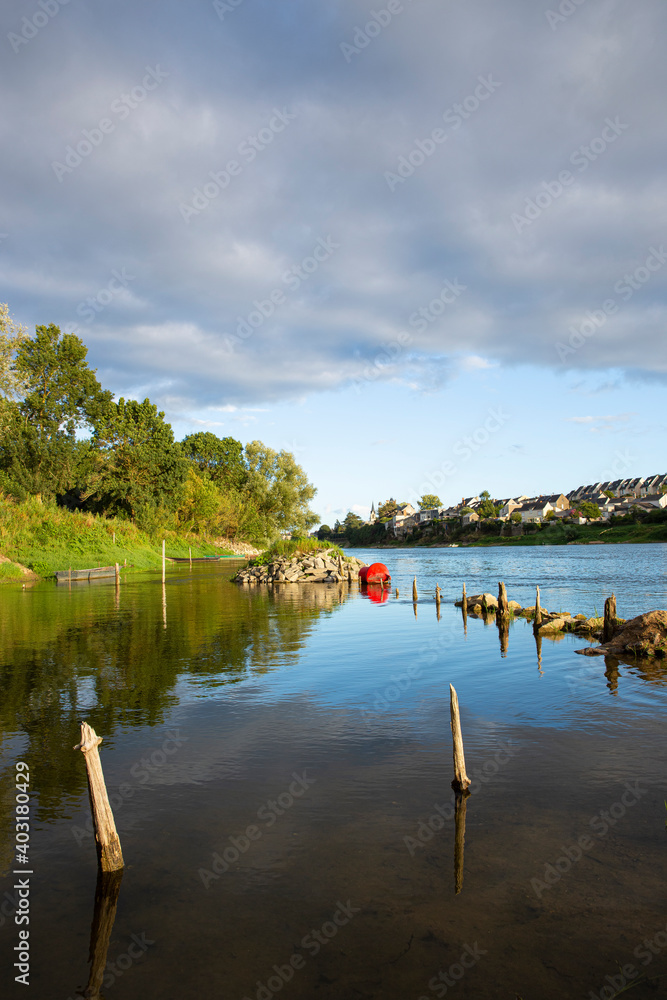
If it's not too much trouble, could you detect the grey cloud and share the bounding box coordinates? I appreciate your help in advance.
[1,0,666,413]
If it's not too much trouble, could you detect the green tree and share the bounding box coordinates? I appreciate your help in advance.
[378,499,399,520]
[419,493,441,510]
[84,398,188,521]
[460,506,473,515]
[510,511,522,523]
[317,524,332,539]
[244,441,318,539]
[480,489,491,500]
[343,511,364,531]
[181,432,246,490]
[1,324,111,499]
[177,467,221,533]
[577,501,601,520]
[478,498,499,519]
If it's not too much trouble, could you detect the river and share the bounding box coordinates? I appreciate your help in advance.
[0,543,666,999]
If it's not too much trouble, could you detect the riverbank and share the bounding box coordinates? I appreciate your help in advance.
[344,518,667,549]
[0,494,235,583]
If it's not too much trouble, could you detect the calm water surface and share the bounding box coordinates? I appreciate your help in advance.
[0,544,666,999]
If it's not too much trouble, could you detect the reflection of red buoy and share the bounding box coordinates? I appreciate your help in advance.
[359,562,391,584]
[363,583,390,604]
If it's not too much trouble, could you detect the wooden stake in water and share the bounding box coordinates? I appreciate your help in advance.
[189,546,192,569]
[73,723,124,873]
[114,563,120,588]
[603,593,617,644]
[449,684,471,792]
[395,588,399,599]
[412,576,418,602]
[462,582,467,606]
[162,539,166,584]
[534,585,542,628]
[497,581,509,621]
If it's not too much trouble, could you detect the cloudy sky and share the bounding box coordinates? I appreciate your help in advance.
[2,0,666,524]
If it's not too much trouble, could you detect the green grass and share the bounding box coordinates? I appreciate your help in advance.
[0,493,233,581]
[252,537,344,565]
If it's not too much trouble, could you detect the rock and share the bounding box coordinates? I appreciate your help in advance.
[508,601,523,611]
[591,610,667,658]
[538,618,567,634]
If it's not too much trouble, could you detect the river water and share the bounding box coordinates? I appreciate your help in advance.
[0,544,666,999]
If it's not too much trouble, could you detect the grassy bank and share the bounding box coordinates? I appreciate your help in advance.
[0,494,234,582]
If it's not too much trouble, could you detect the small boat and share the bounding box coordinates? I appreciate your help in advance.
[55,566,116,583]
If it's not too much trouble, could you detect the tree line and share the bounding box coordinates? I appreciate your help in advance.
[0,307,318,543]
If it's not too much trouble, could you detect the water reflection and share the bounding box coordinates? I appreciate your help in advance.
[78,869,124,1000]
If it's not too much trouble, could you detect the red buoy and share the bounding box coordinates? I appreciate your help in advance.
[359,562,391,584]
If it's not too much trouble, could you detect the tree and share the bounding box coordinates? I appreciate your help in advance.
[181,432,246,490]
[1,324,112,498]
[419,494,441,510]
[378,499,399,520]
[0,303,28,401]
[478,498,499,519]
[343,511,364,531]
[244,440,318,538]
[177,467,221,533]
[460,506,473,516]
[84,397,188,520]
[603,490,615,498]
[510,511,522,523]
[317,524,332,539]
[577,501,601,520]
[480,489,491,500]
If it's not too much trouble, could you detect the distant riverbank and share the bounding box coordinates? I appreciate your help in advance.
[343,519,667,549]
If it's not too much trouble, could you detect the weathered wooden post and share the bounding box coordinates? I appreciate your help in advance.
[462,582,467,606]
[449,684,471,792]
[412,576,418,602]
[497,581,509,621]
[603,593,617,644]
[189,546,192,569]
[162,539,166,584]
[73,723,124,872]
[436,585,441,620]
[395,587,399,598]
[114,563,120,587]
[533,585,542,631]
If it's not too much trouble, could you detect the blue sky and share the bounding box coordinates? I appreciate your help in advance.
[1,0,665,525]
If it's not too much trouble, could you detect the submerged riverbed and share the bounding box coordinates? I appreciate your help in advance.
[1,544,666,999]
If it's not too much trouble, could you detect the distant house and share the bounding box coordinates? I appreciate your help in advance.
[515,500,554,523]
[640,474,667,496]
[539,493,569,511]
[418,507,440,524]
[497,496,528,519]
[461,510,479,526]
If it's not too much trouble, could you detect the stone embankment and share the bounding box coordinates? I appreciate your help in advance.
[234,550,366,585]
[215,539,262,558]
[455,592,623,639]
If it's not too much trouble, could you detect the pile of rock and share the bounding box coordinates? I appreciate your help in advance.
[234,550,366,585]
